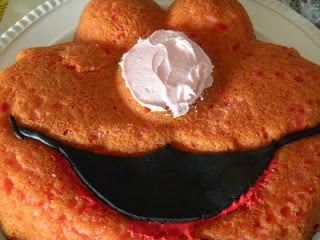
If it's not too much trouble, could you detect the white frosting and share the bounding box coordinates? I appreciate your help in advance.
[119,30,214,117]
[313,232,320,240]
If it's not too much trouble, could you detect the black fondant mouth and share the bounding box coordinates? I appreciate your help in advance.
[9,116,320,223]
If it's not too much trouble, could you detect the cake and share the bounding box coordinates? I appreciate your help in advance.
[0,0,320,239]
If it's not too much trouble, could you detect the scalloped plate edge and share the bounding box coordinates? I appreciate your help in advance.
[0,0,69,52]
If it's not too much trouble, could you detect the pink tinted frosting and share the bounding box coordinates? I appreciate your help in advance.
[120,30,214,117]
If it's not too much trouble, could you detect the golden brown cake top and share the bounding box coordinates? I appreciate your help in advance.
[1,0,319,155]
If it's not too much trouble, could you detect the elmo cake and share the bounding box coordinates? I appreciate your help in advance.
[0,0,320,239]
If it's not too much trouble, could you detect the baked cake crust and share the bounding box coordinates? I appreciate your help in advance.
[0,0,319,239]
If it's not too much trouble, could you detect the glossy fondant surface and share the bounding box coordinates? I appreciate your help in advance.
[10,116,320,222]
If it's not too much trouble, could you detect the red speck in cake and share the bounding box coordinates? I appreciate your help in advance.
[296,208,306,219]
[144,107,151,113]
[307,186,316,194]
[275,71,282,78]
[207,104,214,109]
[249,81,256,87]
[31,55,40,62]
[288,103,312,115]
[0,147,6,157]
[34,95,45,107]
[173,24,181,29]
[129,221,193,240]
[212,108,226,120]
[232,43,241,51]
[294,75,304,83]
[312,76,318,82]
[63,129,69,136]
[88,130,104,142]
[50,153,60,163]
[111,5,119,14]
[56,214,67,223]
[254,219,261,228]
[1,101,10,112]
[293,119,303,129]
[5,155,23,172]
[246,52,253,58]
[261,127,269,140]
[2,177,14,195]
[76,195,99,215]
[255,69,264,77]
[117,33,125,40]
[217,129,226,137]
[266,211,277,224]
[69,127,81,134]
[80,195,98,208]
[25,198,43,207]
[304,158,315,167]
[104,48,111,55]
[111,14,118,21]
[30,111,41,121]
[66,64,76,70]
[296,168,308,183]
[16,190,26,201]
[186,31,198,41]
[281,228,289,237]
[222,97,247,108]
[216,23,228,31]
[71,227,90,238]
[275,71,291,80]
[52,103,64,110]
[120,46,128,52]
[280,206,292,218]
[222,98,234,107]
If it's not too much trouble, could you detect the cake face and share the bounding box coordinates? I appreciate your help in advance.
[0,0,320,240]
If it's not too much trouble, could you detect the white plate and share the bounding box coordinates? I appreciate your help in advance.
[0,0,320,239]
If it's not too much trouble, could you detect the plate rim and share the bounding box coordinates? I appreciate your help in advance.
[0,0,320,67]
[241,0,320,47]
[0,0,70,53]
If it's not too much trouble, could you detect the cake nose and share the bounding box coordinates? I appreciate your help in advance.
[120,30,214,118]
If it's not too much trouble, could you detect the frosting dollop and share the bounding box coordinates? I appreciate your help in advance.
[120,30,214,118]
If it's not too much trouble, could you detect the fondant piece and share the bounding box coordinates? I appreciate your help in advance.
[10,116,320,223]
